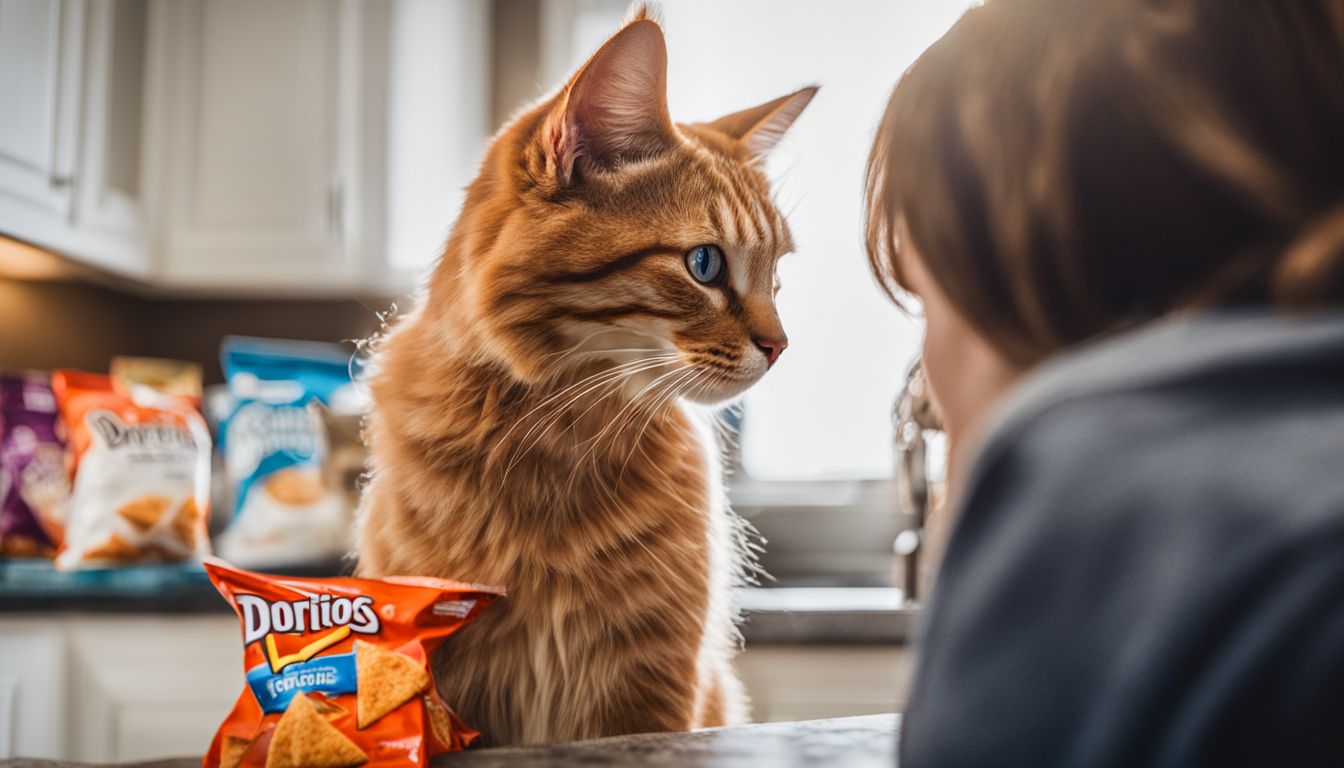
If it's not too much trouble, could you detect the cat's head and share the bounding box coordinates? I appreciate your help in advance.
[430,8,815,405]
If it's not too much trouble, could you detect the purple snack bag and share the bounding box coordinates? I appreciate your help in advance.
[0,374,69,556]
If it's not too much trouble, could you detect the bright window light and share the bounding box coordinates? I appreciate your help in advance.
[548,1,978,480]
[657,1,974,480]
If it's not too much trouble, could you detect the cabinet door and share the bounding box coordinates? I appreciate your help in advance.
[0,623,66,760]
[65,615,240,762]
[69,0,150,274]
[155,0,357,291]
[0,0,83,220]
[738,645,911,722]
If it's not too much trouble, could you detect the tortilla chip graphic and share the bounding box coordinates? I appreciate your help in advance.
[423,695,454,749]
[310,694,348,719]
[266,693,367,768]
[173,498,200,548]
[219,735,251,768]
[355,640,430,729]
[117,494,171,531]
[83,534,139,562]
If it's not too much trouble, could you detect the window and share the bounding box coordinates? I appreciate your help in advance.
[544,1,974,481]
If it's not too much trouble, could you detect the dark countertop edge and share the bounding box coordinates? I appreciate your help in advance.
[0,602,915,646]
[0,562,916,645]
[740,608,915,645]
[0,714,900,768]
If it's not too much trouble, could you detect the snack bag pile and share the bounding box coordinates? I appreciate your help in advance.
[51,371,212,569]
[0,374,69,556]
[204,560,503,768]
[218,337,361,567]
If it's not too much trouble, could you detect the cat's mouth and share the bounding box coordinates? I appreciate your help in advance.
[679,357,769,405]
[602,352,765,408]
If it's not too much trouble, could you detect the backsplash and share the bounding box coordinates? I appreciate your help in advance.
[0,276,393,382]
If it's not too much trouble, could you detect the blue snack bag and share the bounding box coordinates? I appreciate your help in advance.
[219,337,362,567]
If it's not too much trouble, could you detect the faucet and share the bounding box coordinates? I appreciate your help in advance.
[893,360,941,606]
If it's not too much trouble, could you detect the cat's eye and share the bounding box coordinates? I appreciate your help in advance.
[685,245,725,285]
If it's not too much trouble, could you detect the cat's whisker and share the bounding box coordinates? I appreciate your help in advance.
[493,353,681,458]
[498,356,683,484]
[493,359,672,486]
[599,367,707,501]
[615,368,711,492]
[576,363,692,452]
[566,365,694,482]
[502,362,671,475]
[564,362,691,449]
[564,364,700,501]
[534,326,669,378]
[616,367,712,494]
[533,328,644,377]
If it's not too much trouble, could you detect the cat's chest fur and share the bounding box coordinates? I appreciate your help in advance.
[356,319,748,743]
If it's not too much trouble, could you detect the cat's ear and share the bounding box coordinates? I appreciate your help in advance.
[544,19,677,185]
[706,86,818,157]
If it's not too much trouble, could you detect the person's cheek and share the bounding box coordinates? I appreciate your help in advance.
[917,283,967,441]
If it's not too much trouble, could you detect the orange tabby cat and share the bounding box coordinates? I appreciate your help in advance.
[356,8,815,746]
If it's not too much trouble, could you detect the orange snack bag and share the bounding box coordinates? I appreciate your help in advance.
[203,560,504,768]
[51,370,212,569]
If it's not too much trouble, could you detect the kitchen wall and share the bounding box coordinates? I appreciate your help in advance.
[0,274,387,382]
[491,0,543,127]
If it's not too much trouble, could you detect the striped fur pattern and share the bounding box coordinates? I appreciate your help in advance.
[356,9,815,746]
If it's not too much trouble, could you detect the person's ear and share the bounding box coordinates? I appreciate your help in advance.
[705,86,819,156]
[542,19,677,185]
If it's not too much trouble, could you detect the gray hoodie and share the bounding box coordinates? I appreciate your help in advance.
[901,310,1344,767]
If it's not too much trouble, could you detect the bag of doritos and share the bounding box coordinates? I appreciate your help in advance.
[203,560,503,768]
[218,337,362,568]
[51,370,212,569]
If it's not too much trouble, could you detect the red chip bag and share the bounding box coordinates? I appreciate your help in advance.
[51,370,211,569]
[203,560,504,767]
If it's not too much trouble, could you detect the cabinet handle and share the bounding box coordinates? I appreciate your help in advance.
[328,180,345,241]
[49,175,74,190]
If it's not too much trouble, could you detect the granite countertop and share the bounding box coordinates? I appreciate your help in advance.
[0,714,898,768]
[0,560,916,644]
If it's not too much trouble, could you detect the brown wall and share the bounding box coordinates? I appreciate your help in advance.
[491,0,543,127]
[0,277,389,383]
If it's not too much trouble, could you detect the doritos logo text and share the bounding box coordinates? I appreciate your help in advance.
[238,594,381,646]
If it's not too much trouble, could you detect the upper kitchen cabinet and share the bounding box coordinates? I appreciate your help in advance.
[150,0,490,295]
[0,0,491,296]
[148,0,387,293]
[0,0,151,278]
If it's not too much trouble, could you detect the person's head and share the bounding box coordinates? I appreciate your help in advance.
[866,0,1344,440]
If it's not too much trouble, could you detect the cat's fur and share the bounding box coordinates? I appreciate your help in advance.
[356,8,815,746]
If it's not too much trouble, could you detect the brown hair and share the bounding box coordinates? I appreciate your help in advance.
[866,0,1344,364]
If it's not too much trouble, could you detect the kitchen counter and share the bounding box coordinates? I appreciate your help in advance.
[0,560,915,645]
[0,714,898,768]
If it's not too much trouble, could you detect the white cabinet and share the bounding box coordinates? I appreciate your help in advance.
[0,0,83,222]
[149,0,388,293]
[0,0,490,295]
[0,614,240,762]
[63,616,241,762]
[0,624,65,759]
[738,645,911,722]
[0,0,151,277]
[71,0,152,276]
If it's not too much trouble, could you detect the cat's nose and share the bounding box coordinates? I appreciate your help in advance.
[753,335,788,368]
